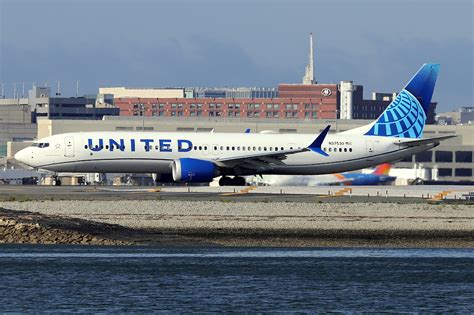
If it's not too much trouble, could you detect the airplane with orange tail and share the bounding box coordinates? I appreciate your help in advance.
[331,163,395,186]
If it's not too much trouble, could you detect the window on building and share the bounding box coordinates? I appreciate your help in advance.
[279,128,297,133]
[438,168,452,177]
[455,168,472,177]
[415,151,432,162]
[455,151,473,163]
[274,104,280,110]
[177,127,194,132]
[435,151,453,162]
[285,104,292,110]
[267,104,273,109]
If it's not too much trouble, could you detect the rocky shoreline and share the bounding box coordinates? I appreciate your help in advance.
[1,202,473,247]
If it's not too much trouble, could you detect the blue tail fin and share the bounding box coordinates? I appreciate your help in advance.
[365,63,440,139]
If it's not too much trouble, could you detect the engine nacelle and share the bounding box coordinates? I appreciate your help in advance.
[172,158,219,182]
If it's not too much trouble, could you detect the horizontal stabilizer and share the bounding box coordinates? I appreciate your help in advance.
[395,135,456,147]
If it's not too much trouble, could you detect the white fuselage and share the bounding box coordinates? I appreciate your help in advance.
[15,131,435,176]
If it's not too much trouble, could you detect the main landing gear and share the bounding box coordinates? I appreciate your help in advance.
[218,176,246,186]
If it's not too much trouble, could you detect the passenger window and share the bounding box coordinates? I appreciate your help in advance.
[204,146,207,150]
[281,147,284,151]
[226,146,230,150]
[328,148,332,152]
[339,148,342,152]
[220,146,223,150]
[194,146,197,150]
[253,147,256,151]
[344,148,347,152]
[199,146,202,150]
[258,147,261,151]
[84,145,88,149]
[232,146,235,151]
[214,146,217,150]
[264,147,267,151]
[349,148,352,152]
[155,145,159,150]
[248,147,251,151]
[105,145,109,149]
[237,147,240,151]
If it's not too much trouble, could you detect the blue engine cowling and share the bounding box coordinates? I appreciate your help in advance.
[172,158,219,182]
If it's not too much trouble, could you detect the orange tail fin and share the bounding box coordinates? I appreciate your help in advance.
[373,164,391,176]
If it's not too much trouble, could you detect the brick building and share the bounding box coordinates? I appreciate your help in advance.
[114,84,340,120]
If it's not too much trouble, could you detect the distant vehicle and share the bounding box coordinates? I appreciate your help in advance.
[15,64,453,186]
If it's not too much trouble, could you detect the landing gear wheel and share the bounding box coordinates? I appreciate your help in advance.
[232,176,246,186]
[219,176,246,186]
[219,176,232,186]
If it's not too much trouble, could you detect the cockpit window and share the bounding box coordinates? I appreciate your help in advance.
[31,142,49,148]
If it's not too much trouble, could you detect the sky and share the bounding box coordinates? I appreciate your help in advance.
[0,0,472,111]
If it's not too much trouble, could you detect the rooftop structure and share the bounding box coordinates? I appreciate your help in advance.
[302,33,315,85]
[99,87,184,99]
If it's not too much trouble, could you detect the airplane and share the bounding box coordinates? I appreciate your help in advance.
[15,63,454,186]
[332,163,396,186]
[258,163,396,186]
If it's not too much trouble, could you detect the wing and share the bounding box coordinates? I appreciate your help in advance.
[214,125,331,173]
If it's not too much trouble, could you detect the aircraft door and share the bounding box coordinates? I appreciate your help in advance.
[64,137,75,157]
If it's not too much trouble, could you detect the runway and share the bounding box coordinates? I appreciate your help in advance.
[0,185,472,203]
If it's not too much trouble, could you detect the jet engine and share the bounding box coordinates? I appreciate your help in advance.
[172,158,219,182]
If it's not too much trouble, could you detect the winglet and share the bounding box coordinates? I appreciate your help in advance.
[308,125,330,156]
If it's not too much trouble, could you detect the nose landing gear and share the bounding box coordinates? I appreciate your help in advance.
[52,175,62,186]
[218,176,246,186]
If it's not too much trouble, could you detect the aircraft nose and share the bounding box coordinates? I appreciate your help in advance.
[14,148,29,165]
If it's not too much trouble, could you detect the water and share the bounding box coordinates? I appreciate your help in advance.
[0,246,473,312]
